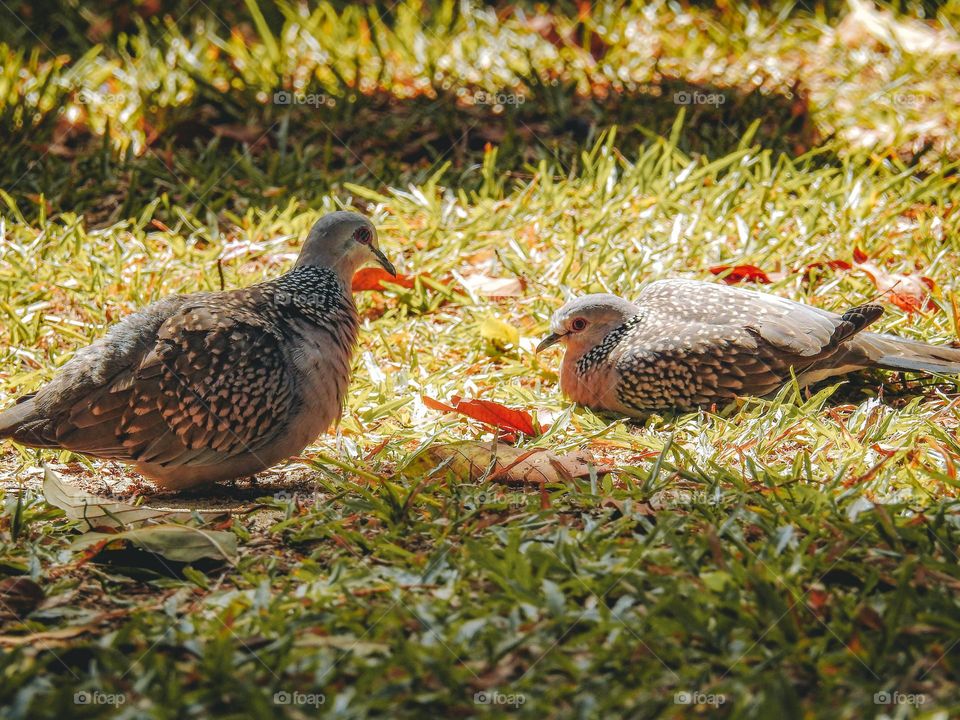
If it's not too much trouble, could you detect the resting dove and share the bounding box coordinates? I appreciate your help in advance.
[537,280,960,416]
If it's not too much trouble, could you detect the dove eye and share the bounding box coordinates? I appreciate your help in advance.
[354,227,373,245]
[570,318,588,332]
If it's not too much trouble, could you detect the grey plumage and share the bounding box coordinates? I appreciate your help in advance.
[539,279,960,416]
[0,211,396,490]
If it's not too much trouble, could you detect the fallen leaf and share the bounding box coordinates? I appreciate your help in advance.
[709,265,772,284]
[480,316,520,348]
[422,395,539,436]
[352,267,418,291]
[0,577,44,620]
[803,259,853,277]
[853,249,936,313]
[43,466,222,529]
[69,524,238,564]
[0,624,99,646]
[417,442,609,484]
[459,273,525,297]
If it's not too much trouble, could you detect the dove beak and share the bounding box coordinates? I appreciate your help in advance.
[371,247,397,277]
[536,332,564,353]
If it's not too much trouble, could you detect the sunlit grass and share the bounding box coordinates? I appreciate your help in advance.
[2,1,960,718]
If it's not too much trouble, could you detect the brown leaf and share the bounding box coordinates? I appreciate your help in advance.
[0,624,99,646]
[418,442,609,485]
[0,577,44,620]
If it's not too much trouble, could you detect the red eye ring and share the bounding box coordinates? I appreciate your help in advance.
[354,227,373,245]
[571,318,587,332]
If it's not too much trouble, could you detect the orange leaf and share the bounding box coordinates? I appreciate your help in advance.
[352,267,417,291]
[450,396,539,436]
[421,395,457,413]
[709,264,771,284]
[421,395,539,436]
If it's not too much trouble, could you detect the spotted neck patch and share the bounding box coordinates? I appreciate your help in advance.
[576,313,644,375]
[273,266,353,326]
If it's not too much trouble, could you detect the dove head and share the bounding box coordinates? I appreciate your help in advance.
[295,211,395,283]
[537,294,641,357]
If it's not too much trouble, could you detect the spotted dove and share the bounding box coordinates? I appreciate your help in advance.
[537,279,960,416]
[0,211,395,490]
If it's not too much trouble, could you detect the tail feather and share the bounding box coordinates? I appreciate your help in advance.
[0,401,32,438]
[859,332,960,375]
[0,398,56,447]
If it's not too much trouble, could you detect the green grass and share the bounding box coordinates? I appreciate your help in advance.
[2,1,960,718]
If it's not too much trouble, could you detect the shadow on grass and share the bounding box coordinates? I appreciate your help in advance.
[2,77,818,223]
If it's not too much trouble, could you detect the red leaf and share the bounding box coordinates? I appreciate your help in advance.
[421,395,540,436]
[709,264,772,284]
[803,259,852,277]
[352,267,417,291]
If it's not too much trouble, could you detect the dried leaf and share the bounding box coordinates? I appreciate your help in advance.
[422,395,539,436]
[853,249,936,313]
[0,624,99,646]
[42,466,221,529]
[0,577,44,619]
[418,442,608,485]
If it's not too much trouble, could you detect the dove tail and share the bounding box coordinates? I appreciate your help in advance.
[860,332,960,375]
[0,396,54,446]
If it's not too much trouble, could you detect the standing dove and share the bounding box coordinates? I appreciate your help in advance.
[537,279,960,416]
[0,211,395,490]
